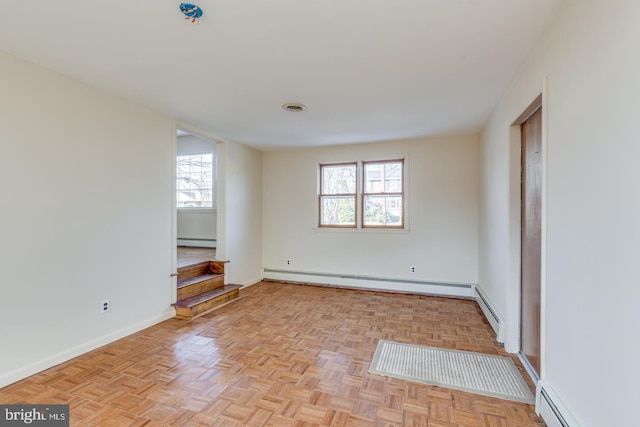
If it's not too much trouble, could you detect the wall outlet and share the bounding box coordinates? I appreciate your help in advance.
[410,266,416,273]
[101,299,110,313]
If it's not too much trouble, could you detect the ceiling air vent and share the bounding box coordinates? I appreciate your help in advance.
[282,103,306,112]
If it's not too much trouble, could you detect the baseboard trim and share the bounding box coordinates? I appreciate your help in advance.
[0,307,176,389]
[177,238,216,248]
[239,277,263,288]
[474,285,505,343]
[536,381,580,427]
[262,269,475,298]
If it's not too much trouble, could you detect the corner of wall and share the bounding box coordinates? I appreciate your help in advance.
[474,285,506,344]
[536,381,581,427]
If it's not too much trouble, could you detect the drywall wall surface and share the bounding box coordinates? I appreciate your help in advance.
[0,51,175,387]
[263,135,479,286]
[218,140,263,286]
[177,134,217,156]
[480,1,640,424]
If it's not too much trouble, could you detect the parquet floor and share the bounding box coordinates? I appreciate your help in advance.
[0,282,544,426]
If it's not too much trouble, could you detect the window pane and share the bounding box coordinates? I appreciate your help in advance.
[364,161,402,194]
[364,195,403,226]
[364,163,383,193]
[384,162,402,192]
[320,196,355,225]
[322,164,356,194]
[177,153,213,208]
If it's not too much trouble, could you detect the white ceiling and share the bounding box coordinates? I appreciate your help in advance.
[0,0,561,150]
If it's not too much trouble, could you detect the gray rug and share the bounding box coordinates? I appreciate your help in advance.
[369,340,534,404]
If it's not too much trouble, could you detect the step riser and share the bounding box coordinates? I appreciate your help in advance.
[178,260,227,281]
[177,275,225,300]
[178,262,209,281]
[175,289,240,319]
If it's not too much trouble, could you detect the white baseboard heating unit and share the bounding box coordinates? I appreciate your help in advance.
[262,269,475,298]
[536,382,580,427]
[177,237,216,248]
[474,286,505,344]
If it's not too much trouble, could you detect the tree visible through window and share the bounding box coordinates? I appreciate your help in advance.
[319,163,357,227]
[177,153,213,208]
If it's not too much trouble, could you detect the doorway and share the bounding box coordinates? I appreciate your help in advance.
[175,128,218,266]
[519,102,543,376]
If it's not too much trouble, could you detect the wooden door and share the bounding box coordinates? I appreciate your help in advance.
[521,107,542,375]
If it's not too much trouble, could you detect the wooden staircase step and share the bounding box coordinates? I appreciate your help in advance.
[174,285,242,319]
[177,273,224,300]
[177,273,224,289]
[178,260,228,281]
[175,285,242,308]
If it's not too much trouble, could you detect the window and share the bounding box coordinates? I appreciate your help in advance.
[319,163,357,227]
[319,159,404,228]
[177,153,213,208]
[363,160,404,227]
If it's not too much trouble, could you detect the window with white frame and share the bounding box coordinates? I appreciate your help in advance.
[319,159,404,228]
[177,153,213,208]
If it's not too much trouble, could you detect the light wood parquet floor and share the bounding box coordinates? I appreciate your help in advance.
[0,282,543,426]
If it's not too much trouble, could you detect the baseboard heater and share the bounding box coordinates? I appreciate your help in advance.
[177,237,216,248]
[537,382,580,427]
[474,286,505,343]
[262,268,475,298]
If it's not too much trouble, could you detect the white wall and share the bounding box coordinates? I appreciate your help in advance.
[0,52,175,387]
[262,135,479,288]
[176,210,216,246]
[216,140,263,286]
[480,1,640,425]
[176,134,217,246]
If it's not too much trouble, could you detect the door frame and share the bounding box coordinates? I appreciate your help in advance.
[507,80,548,382]
[172,120,229,299]
[518,102,543,379]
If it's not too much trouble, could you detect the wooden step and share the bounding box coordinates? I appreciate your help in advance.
[177,273,224,300]
[174,285,242,319]
[178,260,228,281]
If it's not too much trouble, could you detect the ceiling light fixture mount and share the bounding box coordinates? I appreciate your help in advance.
[282,103,306,112]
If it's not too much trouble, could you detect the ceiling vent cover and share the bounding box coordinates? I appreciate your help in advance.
[282,103,306,112]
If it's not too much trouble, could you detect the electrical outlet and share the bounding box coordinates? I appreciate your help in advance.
[101,299,110,313]
[410,266,416,273]
[286,259,291,265]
